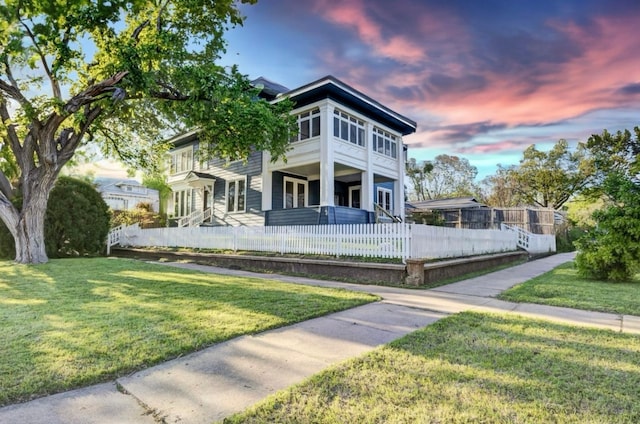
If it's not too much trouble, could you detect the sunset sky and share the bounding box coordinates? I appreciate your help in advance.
[220,0,640,179]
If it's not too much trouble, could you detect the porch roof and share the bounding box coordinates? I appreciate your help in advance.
[177,171,216,188]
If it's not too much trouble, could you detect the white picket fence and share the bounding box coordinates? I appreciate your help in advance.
[112,223,556,261]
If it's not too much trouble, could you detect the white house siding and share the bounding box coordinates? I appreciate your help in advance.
[264,98,407,218]
[96,178,160,212]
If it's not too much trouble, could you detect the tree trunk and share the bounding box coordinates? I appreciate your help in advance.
[14,196,49,264]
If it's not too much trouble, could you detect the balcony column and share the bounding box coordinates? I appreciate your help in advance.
[362,121,374,212]
[319,104,334,206]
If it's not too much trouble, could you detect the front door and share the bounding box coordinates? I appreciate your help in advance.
[284,177,307,208]
[349,185,361,209]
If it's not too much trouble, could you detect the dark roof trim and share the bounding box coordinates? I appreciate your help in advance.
[166,130,199,148]
[275,75,417,136]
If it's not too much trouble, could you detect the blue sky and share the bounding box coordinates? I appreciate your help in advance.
[219,0,640,179]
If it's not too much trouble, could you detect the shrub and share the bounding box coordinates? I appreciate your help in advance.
[575,175,640,281]
[0,177,111,259]
[45,176,111,258]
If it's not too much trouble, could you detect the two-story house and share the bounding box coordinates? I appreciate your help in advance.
[166,75,417,227]
[95,177,160,212]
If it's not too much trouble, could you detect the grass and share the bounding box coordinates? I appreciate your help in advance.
[0,258,377,406]
[224,312,640,424]
[499,262,640,315]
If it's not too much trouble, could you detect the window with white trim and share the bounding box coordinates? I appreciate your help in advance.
[333,109,365,146]
[170,148,193,174]
[226,178,246,213]
[173,188,194,217]
[373,127,398,158]
[291,108,320,142]
[284,177,308,208]
[377,187,392,212]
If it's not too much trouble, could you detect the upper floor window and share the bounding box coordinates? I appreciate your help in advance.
[373,127,398,159]
[170,148,193,174]
[291,108,320,142]
[333,109,365,146]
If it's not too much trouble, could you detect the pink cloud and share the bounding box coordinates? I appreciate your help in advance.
[456,140,525,155]
[432,14,640,125]
[313,0,426,64]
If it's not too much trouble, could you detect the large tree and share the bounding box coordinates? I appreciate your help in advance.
[480,164,522,207]
[500,139,592,210]
[406,154,479,201]
[0,0,295,264]
[574,126,640,281]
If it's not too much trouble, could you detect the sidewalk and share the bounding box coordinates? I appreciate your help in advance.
[2,252,638,424]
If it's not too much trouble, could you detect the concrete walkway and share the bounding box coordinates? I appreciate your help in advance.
[2,252,639,424]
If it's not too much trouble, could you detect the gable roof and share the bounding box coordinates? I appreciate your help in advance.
[275,75,417,136]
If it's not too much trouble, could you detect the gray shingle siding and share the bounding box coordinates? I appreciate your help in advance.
[205,150,265,226]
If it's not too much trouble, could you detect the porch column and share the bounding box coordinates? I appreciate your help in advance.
[362,121,375,212]
[261,150,273,211]
[319,104,334,206]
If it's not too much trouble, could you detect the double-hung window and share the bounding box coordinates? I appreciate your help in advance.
[170,148,193,174]
[372,127,398,158]
[333,109,365,146]
[292,108,320,141]
[226,178,246,213]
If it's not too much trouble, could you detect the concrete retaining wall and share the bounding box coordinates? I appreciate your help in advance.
[111,248,529,287]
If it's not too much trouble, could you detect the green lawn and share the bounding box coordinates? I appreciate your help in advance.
[0,258,377,406]
[498,262,640,315]
[225,312,640,424]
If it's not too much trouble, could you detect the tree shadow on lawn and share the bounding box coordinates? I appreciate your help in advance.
[0,258,375,406]
[383,312,640,421]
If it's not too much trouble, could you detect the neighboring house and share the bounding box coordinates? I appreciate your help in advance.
[95,177,160,212]
[166,75,417,227]
[407,197,487,212]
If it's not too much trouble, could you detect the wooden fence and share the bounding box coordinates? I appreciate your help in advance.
[115,223,556,262]
[411,207,556,235]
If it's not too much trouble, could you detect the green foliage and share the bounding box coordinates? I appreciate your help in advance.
[504,139,592,209]
[142,172,172,215]
[111,204,166,228]
[585,126,640,187]
[406,154,479,200]
[44,177,111,258]
[554,223,585,253]
[0,177,111,259]
[575,174,640,281]
[1,0,294,263]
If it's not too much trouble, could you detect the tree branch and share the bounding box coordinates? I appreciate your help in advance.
[0,169,13,200]
[18,17,62,99]
[0,58,36,111]
[61,71,129,115]
[58,105,103,163]
[0,100,22,157]
[132,19,150,41]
